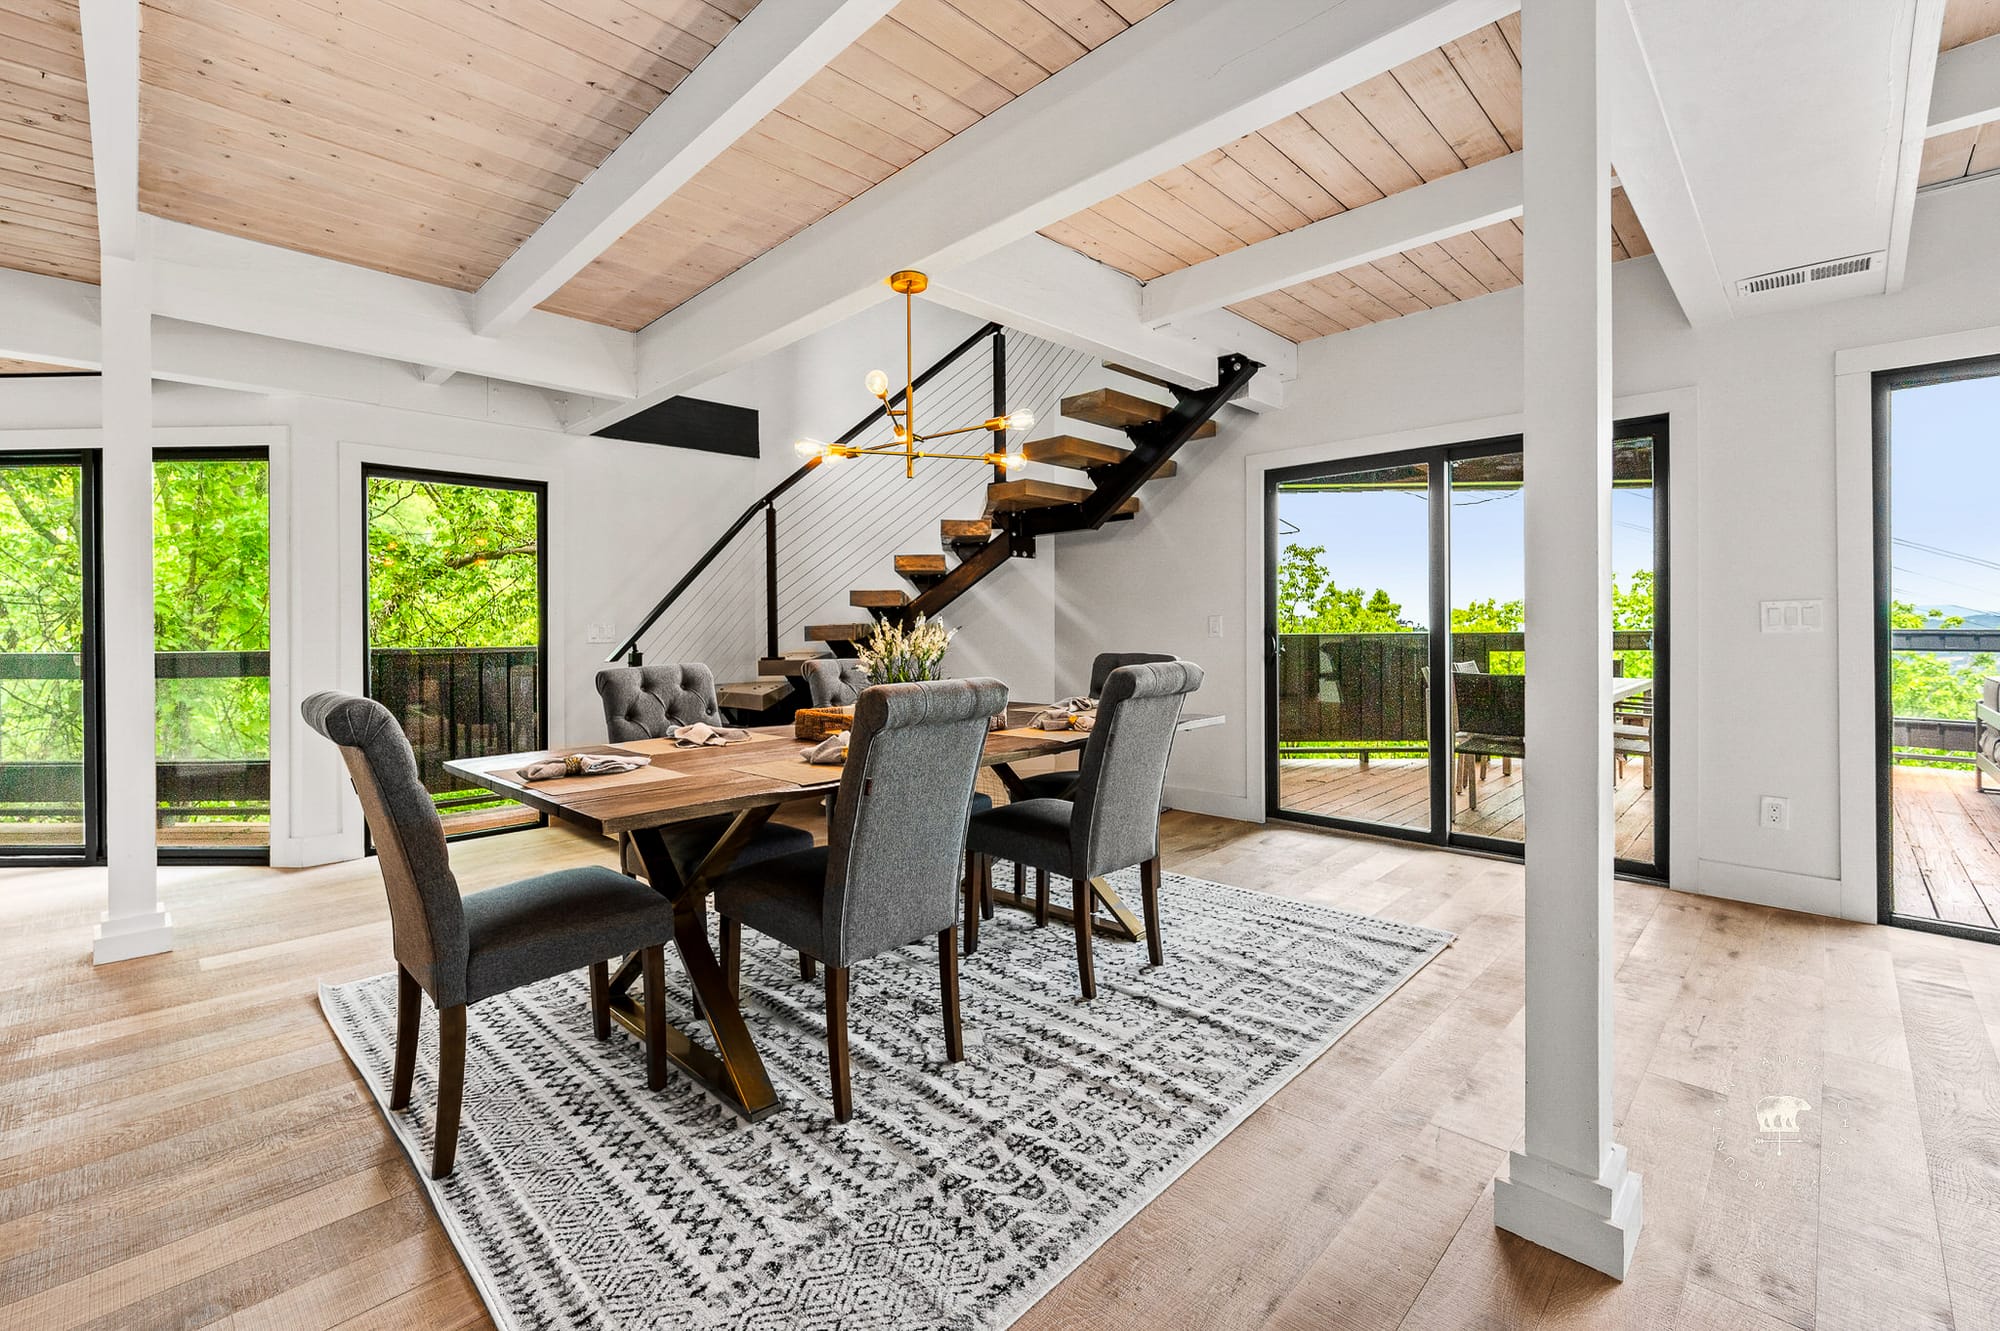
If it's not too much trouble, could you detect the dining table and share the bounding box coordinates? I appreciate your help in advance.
[443,702,1222,1122]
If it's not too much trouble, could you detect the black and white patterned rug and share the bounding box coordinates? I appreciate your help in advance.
[320,865,1451,1331]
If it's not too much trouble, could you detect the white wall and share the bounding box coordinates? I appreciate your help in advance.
[1054,175,2000,920]
[0,299,1078,867]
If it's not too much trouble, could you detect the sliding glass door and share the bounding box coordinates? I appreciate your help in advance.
[0,453,100,861]
[1267,418,1668,878]
[363,466,547,839]
[1875,356,2000,942]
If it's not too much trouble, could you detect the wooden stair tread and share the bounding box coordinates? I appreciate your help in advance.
[1062,386,1216,437]
[805,623,876,642]
[940,518,991,539]
[1102,361,1183,391]
[849,589,909,608]
[987,480,1140,515]
[893,554,948,575]
[717,679,793,710]
[1021,435,1176,477]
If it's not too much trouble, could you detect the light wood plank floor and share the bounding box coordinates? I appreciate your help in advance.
[1892,765,2000,931]
[1278,755,1658,864]
[2,809,1996,1330]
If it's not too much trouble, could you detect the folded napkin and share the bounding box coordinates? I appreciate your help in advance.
[668,722,750,747]
[802,731,849,765]
[518,752,648,781]
[1031,697,1096,731]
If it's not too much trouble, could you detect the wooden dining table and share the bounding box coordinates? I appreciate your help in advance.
[443,703,1222,1121]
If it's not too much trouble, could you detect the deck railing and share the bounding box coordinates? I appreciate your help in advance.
[1887,628,2000,766]
[1276,630,1654,758]
[0,647,539,827]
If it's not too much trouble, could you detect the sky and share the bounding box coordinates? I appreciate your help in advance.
[1278,455,1657,627]
[1888,373,2000,619]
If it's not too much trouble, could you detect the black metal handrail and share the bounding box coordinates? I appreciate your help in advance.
[607,320,1005,666]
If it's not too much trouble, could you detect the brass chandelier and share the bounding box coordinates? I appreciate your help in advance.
[794,270,1033,478]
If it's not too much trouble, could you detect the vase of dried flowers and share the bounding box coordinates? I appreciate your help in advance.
[855,613,955,684]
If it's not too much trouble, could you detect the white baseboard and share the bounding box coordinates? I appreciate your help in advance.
[273,832,362,868]
[1163,785,1263,822]
[1685,857,1853,920]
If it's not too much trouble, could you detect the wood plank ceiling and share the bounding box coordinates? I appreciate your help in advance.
[0,0,98,284]
[1920,0,2000,187]
[0,357,91,373]
[538,0,1175,330]
[1042,13,1654,344]
[137,0,762,290]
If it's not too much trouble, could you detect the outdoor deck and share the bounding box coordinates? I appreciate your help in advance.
[1277,755,1657,865]
[1891,765,2000,930]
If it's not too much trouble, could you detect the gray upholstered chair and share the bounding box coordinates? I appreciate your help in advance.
[1010,651,1176,802]
[709,677,1009,1122]
[965,660,1203,999]
[802,658,870,709]
[594,663,814,876]
[302,691,671,1179]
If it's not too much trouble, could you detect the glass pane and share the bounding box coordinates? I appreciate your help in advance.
[1448,452,1527,844]
[1275,462,1432,831]
[155,456,271,851]
[0,460,87,850]
[366,473,544,837]
[1611,434,1659,870]
[1885,370,2000,933]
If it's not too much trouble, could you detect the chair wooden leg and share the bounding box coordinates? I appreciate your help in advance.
[588,960,610,1040]
[799,952,816,981]
[938,928,964,1063]
[391,966,420,1111]
[688,900,707,1022]
[720,916,741,1001]
[431,1004,466,1180]
[981,858,996,920]
[1644,750,1654,790]
[1140,856,1164,968]
[825,966,852,1122]
[1072,875,1097,1000]
[1035,865,1050,927]
[641,945,668,1092]
[963,853,982,956]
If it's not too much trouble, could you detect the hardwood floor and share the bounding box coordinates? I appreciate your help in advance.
[1277,754,1658,863]
[1892,764,2000,931]
[2,809,1996,1330]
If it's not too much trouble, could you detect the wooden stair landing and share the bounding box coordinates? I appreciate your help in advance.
[987,479,1141,515]
[1062,386,1215,437]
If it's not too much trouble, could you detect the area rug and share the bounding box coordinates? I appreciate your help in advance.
[319,865,1452,1331]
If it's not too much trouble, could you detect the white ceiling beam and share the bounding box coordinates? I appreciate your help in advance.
[470,0,897,335]
[78,0,138,262]
[1886,0,1949,292]
[0,267,101,368]
[575,0,1514,434]
[1600,0,1731,327]
[144,218,637,401]
[1929,31,2000,136]
[925,236,1292,412]
[1139,152,1524,326]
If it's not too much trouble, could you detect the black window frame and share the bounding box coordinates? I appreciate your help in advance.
[1263,414,1671,882]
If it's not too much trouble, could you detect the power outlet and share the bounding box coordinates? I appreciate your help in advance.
[1758,796,1790,830]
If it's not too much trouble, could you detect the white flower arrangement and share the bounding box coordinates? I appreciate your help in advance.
[855,612,956,684]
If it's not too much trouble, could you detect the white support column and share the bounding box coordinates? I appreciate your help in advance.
[84,0,170,964]
[1491,0,1641,1278]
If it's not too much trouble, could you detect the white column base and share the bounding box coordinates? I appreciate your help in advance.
[93,908,175,965]
[1493,1143,1644,1279]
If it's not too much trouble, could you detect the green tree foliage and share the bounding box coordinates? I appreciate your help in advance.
[1275,544,1410,632]
[367,478,540,648]
[1889,602,1994,733]
[154,459,270,765]
[0,463,86,765]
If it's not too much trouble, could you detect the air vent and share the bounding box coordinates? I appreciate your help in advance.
[1736,251,1883,299]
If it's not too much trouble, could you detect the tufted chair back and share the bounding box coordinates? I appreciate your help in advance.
[301,691,469,1006]
[802,658,871,709]
[1069,660,1204,880]
[1086,651,1176,698]
[596,663,726,741]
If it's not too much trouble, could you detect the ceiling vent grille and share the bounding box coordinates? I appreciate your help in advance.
[1736,251,1883,299]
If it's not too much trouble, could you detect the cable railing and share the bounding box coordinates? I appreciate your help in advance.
[608,320,1005,667]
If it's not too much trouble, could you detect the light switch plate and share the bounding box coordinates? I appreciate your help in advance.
[1206,614,1224,638]
[587,621,617,644]
[1760,599,1824,633]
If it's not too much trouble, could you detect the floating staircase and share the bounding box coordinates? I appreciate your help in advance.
[714,353,1259,713]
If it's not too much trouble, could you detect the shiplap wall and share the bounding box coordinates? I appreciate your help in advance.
[633,329,1094,684]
